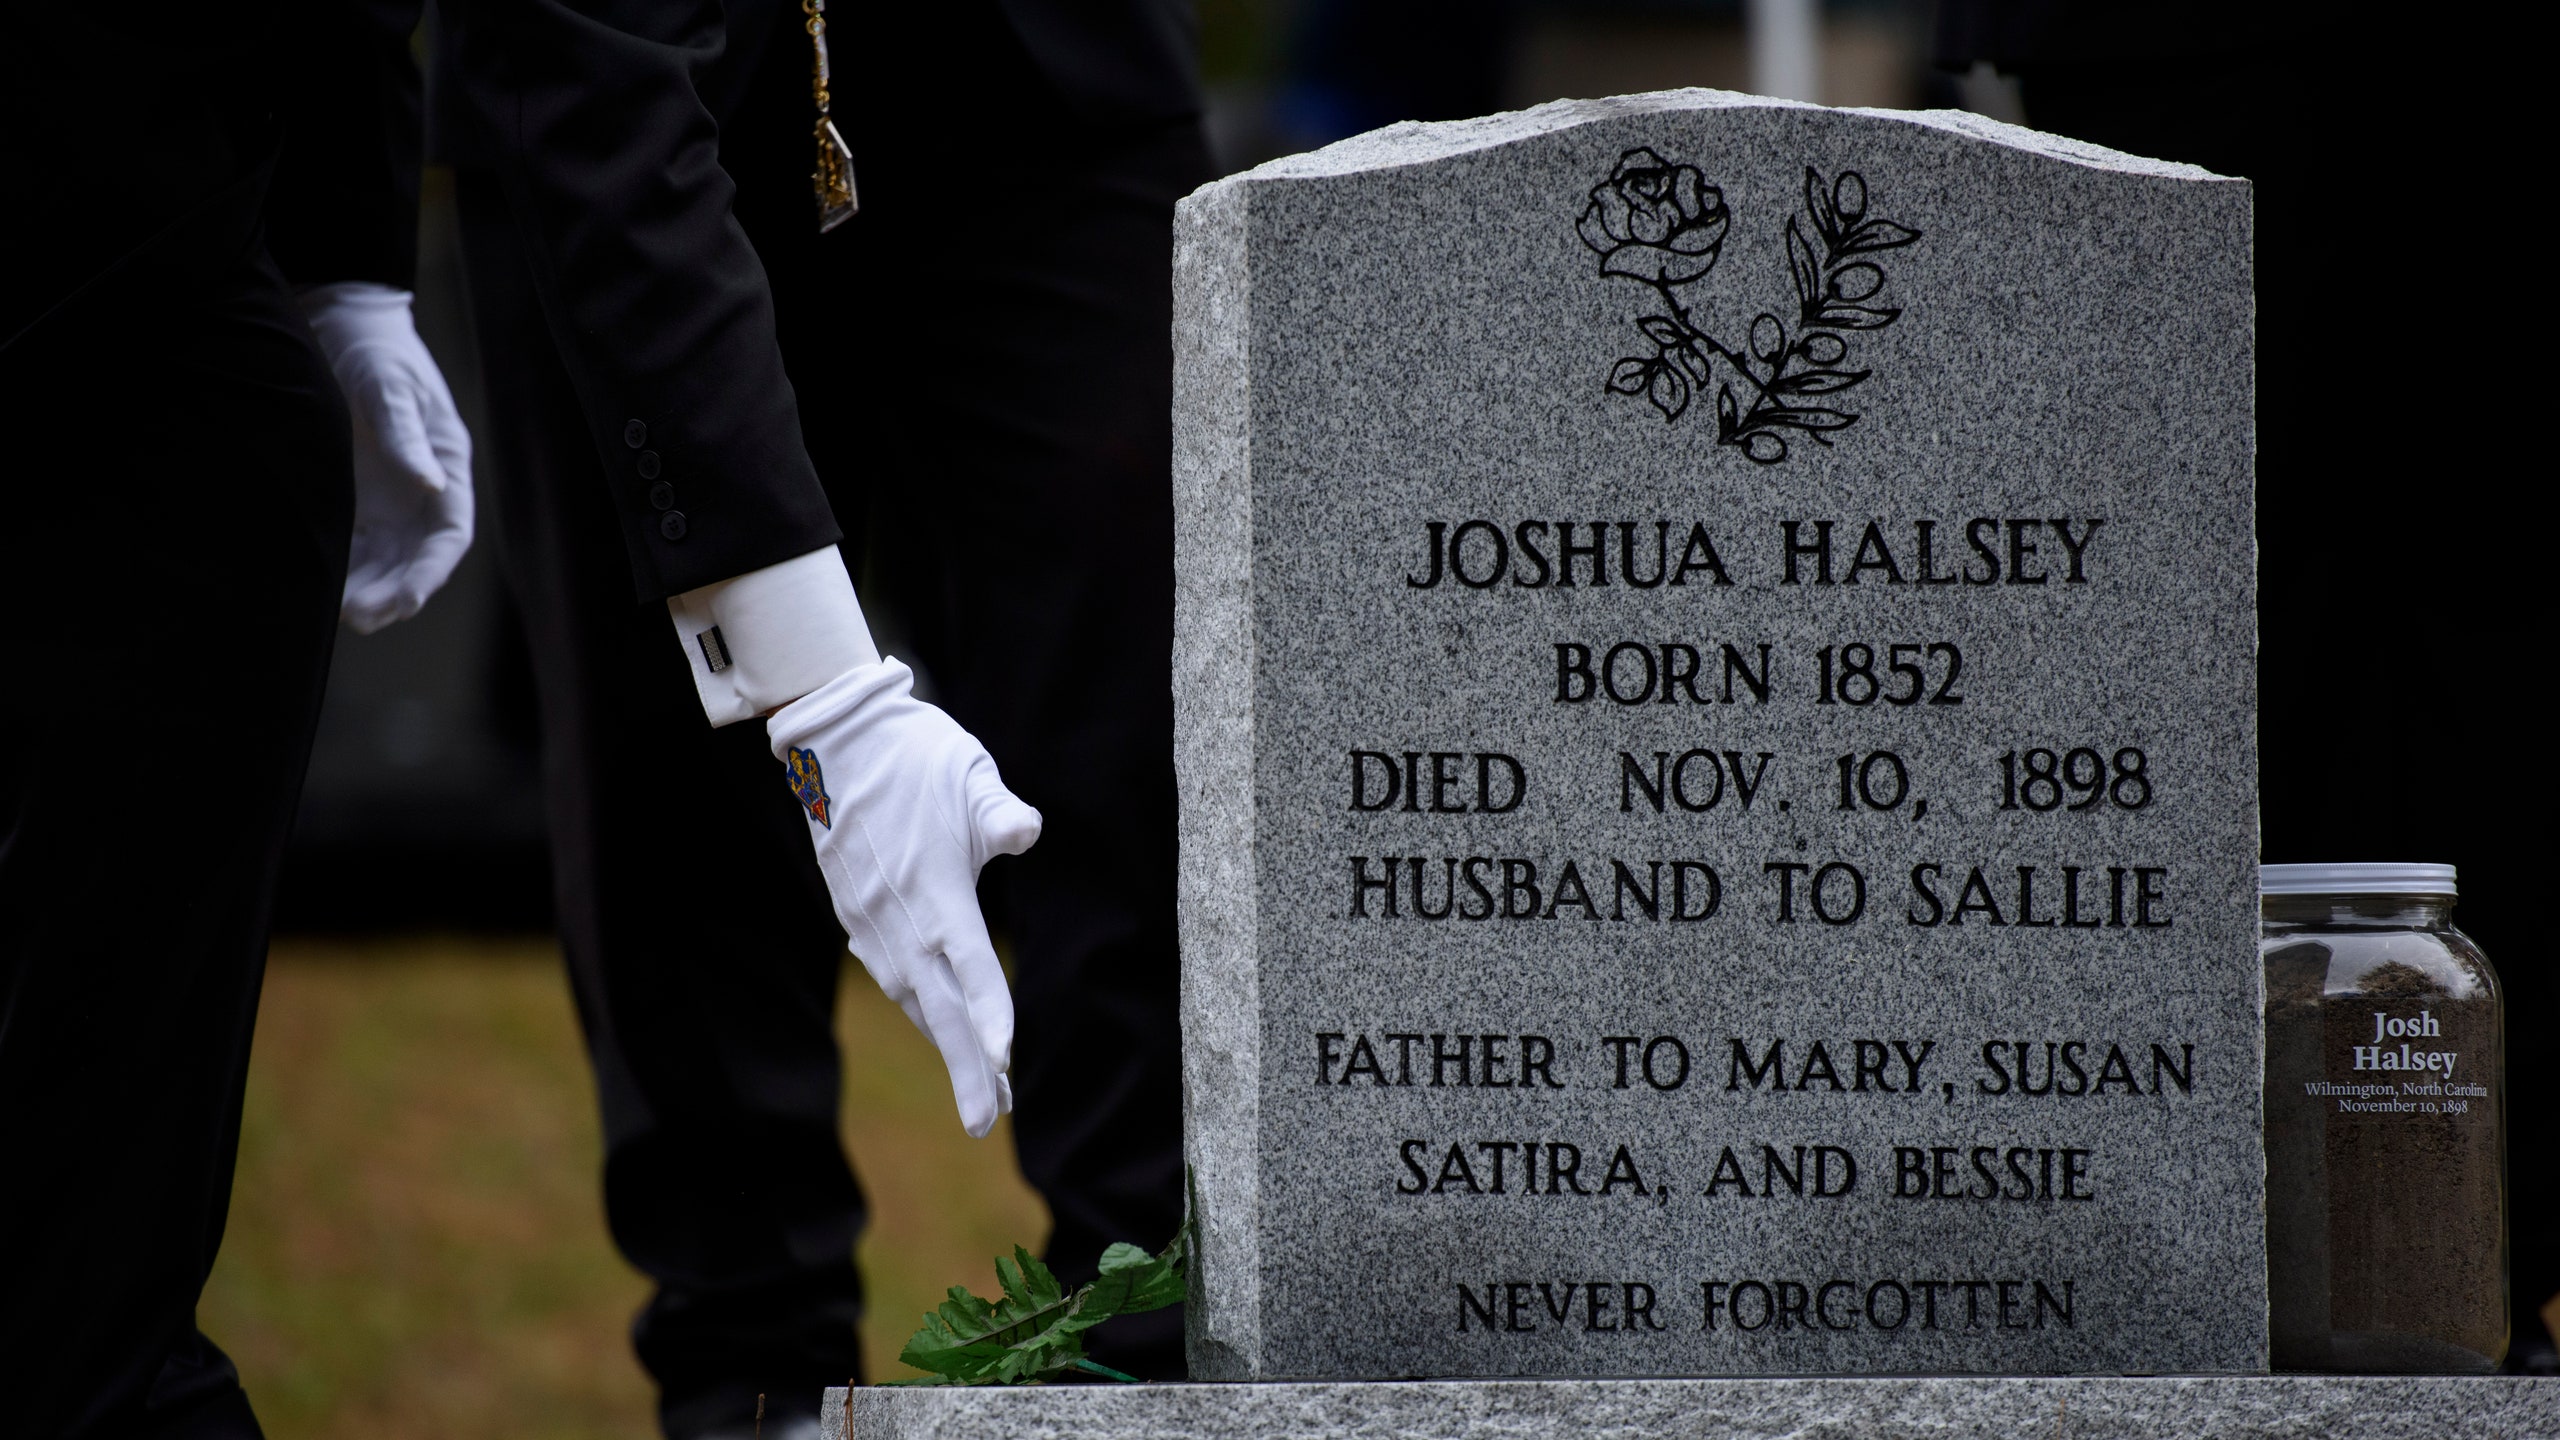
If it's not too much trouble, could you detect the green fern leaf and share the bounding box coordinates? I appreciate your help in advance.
[890,1215,1192,1385]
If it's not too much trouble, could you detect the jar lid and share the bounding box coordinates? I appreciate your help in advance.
[2260,863,2457,896]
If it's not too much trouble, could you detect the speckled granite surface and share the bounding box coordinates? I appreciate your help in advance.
[831,1377,2555,1440]
[1171,91,2260,1379]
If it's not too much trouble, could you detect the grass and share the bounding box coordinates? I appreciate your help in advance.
[199,938,1050,1440]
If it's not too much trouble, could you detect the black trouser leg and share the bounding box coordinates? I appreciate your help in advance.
[0,205,350,1440]
[453,171,865,1438]
[744,107,1212,1378]
[925,137,1201,1378]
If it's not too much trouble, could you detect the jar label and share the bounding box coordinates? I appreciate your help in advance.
[2315,1002,2495,1125]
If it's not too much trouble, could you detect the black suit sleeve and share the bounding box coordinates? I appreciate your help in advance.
[441,0,839,601]
[266,0,427,290]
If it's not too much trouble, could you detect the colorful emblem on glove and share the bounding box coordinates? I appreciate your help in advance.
[786,746,832,828]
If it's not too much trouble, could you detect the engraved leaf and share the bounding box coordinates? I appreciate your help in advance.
[1715,382,1740,438]
[1796,333,1848,365]
[1636,315,1690,350]
[1786,218,1823,310]
[1804,167,1840,245]
[1598,237,1724,284]
[1770,368,1869,396]
[1749,314,1786,363]
[1827,263,1884,303]
[1832,170,1867,222]
[1758,405,1858,431]
[1667,341,1710,385]
[1607,358,1656,395]
[1810,302,1902,330]
[1839,219,1922,254]
[1646,363,1691,421]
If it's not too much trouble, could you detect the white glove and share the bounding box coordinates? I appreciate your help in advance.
[297,281,475,634]
[768,659,1042,1137]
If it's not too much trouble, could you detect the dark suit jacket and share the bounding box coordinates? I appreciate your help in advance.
[6,0,1194,603]
[431,0,1198,601]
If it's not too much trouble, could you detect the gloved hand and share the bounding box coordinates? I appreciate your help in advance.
[297,281,475,634]
[768,659,1042,1136]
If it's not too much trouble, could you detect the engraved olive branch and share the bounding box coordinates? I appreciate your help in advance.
[1589,164,1921,465]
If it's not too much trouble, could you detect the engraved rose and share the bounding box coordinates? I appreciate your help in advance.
[1576,148,1731,284]
[1580,153,1920,463]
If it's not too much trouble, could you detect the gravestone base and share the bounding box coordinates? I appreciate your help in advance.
[827,1375,2553,1439]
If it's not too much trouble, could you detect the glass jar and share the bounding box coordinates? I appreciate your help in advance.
[2262,863,2505,1372]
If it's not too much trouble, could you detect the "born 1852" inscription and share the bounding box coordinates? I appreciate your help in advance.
[1172,91,2258,1379]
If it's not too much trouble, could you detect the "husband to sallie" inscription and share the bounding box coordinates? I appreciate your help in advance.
[1173,93,2258,1380]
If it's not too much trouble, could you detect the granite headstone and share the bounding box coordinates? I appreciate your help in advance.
[1172,91,2259,1380]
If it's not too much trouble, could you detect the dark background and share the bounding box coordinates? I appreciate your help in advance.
[274,0,2552,1369]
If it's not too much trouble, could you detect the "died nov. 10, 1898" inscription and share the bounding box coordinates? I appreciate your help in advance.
[1172,92,2257,1380]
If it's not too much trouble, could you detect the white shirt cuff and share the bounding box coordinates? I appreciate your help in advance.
[667,545,882,727]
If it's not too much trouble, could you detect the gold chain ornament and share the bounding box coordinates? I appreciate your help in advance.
[806,0,857,231]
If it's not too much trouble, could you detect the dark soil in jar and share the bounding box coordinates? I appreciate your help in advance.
[2265,931,2504,1372]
